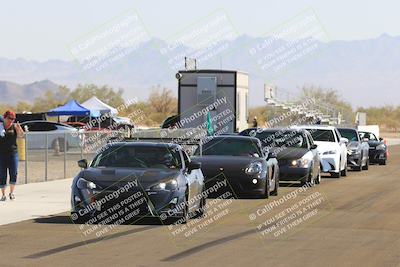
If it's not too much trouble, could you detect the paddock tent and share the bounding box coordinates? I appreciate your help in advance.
[47,100,99,117]
[81,96,118,115]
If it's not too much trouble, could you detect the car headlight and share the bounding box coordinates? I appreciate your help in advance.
[290,158,311,168]
[323,150,337,155]
[376,144,386,150]
[77,178,96,190]
[347,148,359,155]
[245,162,263,175]
[151,179,178,191]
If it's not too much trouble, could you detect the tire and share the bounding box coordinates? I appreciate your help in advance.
[178,190,189,224]
[341,161,347,176]
[302,170,315,186]
[331,169,341,178]
[315,169,321,185]
[270,171,279,196]
[193,192,206,219]
[263,178,270,199]
[379,159,387,165]
[70,212,88,224]
[362,158,369,170]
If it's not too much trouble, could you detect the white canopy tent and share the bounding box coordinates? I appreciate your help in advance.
[81,96,118,115]
[81,96,118,128]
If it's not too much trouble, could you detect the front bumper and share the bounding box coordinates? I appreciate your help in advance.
[319,154,339,173]
[72,186,186,222]
[278,162,310,182]
[369,148,387,163]
[204,172,267,197]
[347,153,361,167]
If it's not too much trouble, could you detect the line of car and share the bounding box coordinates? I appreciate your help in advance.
[70,125,388,224]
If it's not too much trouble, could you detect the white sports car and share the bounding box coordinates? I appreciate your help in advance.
[292,125,348,178]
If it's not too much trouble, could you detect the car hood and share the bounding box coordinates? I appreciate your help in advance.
[192,155,265,177]
[80,167,180,190]
[314,141,337,153]
[368,140,382,148]
[268,147,308,160]
[347,141,360,149]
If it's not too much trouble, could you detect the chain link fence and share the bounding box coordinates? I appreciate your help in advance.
[16,130,127,185]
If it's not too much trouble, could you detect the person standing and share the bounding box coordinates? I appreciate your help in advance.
[0,110,24,201]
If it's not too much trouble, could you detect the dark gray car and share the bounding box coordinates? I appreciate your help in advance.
[251,129,321,185]
[192,135,279,199]
[338,127,370,171]
[71,142,205,224]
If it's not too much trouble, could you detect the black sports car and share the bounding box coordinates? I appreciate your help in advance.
[359,131,388,165]
[249,129,321,185]
[192,135,279,198]
[71,142,206,224]
[338,128,370,171]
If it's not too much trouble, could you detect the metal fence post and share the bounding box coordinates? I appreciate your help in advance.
[64,132,67,180]
[45,133,48,182]
[25,134,28,184]
[80,133,84,160]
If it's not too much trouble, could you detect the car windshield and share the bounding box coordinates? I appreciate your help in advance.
[195,138,262,157]
[359,132,378,141]
[306,129,336,142]
[91,145,181,169]
[338,129,359,142]
[256,131,307,148]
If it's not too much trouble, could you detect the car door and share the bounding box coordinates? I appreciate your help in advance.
[358,131,369,163]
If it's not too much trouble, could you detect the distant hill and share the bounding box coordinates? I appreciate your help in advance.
[0,34,399,107]
[0,80,59,105]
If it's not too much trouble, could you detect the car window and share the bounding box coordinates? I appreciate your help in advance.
[338,129,359,142]
[25,122,57,131]
[195,138,262,157]
[359,132,378,141]
[306,129,336,142]
[91,145,182,169]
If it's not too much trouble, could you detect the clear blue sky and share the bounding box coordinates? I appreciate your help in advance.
[1,0,399,60]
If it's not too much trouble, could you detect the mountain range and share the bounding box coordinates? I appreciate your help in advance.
[0,34,399,108]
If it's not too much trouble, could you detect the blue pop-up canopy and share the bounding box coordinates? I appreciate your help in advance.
[47,100,100,117]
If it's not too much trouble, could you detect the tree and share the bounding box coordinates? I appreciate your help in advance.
[148,86,177,114]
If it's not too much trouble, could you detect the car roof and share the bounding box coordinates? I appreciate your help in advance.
[109,141,181,149]
[21,120,73,127]
[261,128,306,133]
[292,125,337,130]
[211,135,261,142]
[337,127,358,131]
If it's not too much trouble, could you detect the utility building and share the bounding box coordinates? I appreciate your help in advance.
[177,69,249,133]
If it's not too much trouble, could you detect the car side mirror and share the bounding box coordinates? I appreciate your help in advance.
[267,152,276,159]
[363,138,369,142]
[78,159,88,169]
[188,161,201,173]
[340,137,348,144]
[310,144,318,149]
[379,137,383,141]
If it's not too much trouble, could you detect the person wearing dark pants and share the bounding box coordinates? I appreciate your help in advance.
[0,110,24,201]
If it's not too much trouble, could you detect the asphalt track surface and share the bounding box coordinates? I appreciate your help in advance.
[1,146,399,267]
